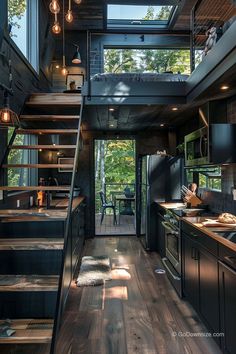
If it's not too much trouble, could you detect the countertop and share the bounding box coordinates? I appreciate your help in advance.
[0,196,85,222]
[182,216,236,252]
[156,201,236,252]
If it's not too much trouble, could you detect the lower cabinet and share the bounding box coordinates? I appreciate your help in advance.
[182,231,219,335]
[182,223,236,354]
[219,258,236,354]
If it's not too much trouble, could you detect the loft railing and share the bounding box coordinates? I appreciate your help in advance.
[191,0,236,71]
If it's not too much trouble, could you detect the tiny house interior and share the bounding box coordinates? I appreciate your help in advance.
[0,1,236,353]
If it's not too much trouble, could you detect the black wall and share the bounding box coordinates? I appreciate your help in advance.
[0,0,53,207]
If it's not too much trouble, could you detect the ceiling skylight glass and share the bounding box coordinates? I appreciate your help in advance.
[107,4,175,29]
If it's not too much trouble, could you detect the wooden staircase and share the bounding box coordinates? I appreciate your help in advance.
[0,93,83,354]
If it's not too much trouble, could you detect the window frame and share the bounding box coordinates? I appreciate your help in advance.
[106,3,177,30]
[7,0,39,74]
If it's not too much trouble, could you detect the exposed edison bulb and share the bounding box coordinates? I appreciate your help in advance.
[52,21,61,34]
[49,0,60,14]
[1,109,11,123]
[65,10,73,23]
[74,0,82,4]
[61,66,68,76]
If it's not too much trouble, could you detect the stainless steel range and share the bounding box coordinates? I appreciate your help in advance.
[161,210,182,297]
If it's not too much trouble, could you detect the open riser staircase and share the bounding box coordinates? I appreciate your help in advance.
[0,93,84,354]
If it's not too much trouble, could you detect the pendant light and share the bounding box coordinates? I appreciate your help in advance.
[49,0,60,14]
[74,0,82,4]
[72,45,81,64]
[0,59,19,128]
[61,0,68,76]
[52,13,61,34]
[66,0,73,23]
[0,91,19,127]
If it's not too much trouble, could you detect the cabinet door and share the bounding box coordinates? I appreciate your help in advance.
[219,261,236,354]
[182,233,198,309]
[199,248,219,334]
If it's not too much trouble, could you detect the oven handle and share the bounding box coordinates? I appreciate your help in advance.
[162,257,181,280]
[161,221,179,235]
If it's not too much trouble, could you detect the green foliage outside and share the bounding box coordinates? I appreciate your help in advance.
[104,6,190,75]
[7,129,26,186]
[95,140,135,213]
[8,0,27,36]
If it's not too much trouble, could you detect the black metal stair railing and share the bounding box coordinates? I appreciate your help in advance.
[50,96,84,354]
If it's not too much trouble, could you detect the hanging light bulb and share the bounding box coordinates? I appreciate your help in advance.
[74,0,82,4]
[61,66,68,76]
[66,10,73,22]
[61,1,68,76]
[1,109,11,123]
[0,91,20,127]
[66,0,73,23]
[49,0,60,14]
[52,13,61,34]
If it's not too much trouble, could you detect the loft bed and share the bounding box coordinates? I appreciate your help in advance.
[82,72,188,105]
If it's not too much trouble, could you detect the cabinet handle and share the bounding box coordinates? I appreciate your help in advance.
[191,247,195,259]
[194,249,199,261]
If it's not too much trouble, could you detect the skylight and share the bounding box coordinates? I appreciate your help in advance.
[107,4,175,29]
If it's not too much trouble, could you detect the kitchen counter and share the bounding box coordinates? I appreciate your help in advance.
[182,216,236,252]
[0,196,85,222]
[158,201,186,210]
[157,201,236,252]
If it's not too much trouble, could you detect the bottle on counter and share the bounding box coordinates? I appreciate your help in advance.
[37,178,46,207]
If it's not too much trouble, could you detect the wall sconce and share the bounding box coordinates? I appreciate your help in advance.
[72,45,81,64]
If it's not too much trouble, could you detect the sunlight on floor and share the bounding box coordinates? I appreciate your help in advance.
[104,286,128,300]
[111,268,131,280]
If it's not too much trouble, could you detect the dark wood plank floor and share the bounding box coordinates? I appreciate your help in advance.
[55,236,222,354]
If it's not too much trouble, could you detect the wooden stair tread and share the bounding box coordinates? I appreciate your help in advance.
[0,186,71,191]
[20,115,80,121]
[2,164,74,169]
[0,238,64,250]
[16,129,78,134]
[0,275,59,291]
[0,319,53,344]
[26,93,82,106]
[9,145,76,150]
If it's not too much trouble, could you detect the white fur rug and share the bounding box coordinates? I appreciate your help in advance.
[76,256,112,286]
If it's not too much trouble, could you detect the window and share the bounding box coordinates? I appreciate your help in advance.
[186,167,222,192]
[104,48,190,74]
[8,0,39,72]
[7,128,37,187]
[107,4,176,29]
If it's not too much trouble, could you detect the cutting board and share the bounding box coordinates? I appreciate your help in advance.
[202,218,236,227]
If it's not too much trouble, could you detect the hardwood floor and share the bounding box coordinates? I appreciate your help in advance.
[96,214,136,235]
[55,236,222,354]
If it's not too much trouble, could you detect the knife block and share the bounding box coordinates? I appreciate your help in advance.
[188,194,202,207]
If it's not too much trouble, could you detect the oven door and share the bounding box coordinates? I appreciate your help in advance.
[161,221,182,297]
[162,221,181,274]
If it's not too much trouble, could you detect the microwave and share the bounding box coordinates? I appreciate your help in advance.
[185,126,208,166]
[185,124,236,167]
